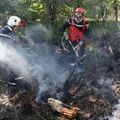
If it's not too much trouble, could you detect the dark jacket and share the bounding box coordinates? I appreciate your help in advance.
[0,25,14,37]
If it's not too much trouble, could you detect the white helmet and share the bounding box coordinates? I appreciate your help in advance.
[7,16,23,27]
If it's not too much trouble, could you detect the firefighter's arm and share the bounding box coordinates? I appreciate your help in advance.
[75,41,83,52]
[61,20,70,40]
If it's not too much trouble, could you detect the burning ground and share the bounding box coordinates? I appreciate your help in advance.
[0,25,120,120]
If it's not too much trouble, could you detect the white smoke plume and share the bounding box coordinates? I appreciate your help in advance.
[0,40,31,80]
[109,99,120,120]
[0,23,68,102]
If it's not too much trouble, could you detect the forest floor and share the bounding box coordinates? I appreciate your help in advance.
[0,31,120,120]
[0,71,120,120]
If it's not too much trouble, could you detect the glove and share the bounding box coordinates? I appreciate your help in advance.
[64,32,69,40]
[78,41,83,46]
[75,41,83,53]
[75,44,81,53]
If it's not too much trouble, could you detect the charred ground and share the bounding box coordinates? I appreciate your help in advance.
[0,31,120,120]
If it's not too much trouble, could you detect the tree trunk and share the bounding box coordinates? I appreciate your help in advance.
[113,0,119,21]
[45,0,57,25]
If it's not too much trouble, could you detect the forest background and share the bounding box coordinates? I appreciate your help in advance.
[0,0,119,44]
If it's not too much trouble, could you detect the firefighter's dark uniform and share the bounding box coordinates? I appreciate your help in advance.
[0,25,14,36]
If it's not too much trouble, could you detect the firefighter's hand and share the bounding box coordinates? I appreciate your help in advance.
[64,32,69,40]
[75,41,83,52]
[78,41,83,46]
[75,44,80,53]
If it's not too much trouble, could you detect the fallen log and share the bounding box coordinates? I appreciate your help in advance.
[47,98,92,119]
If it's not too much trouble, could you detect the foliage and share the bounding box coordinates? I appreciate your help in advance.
[0,0,119,21]
[0,0,119,42]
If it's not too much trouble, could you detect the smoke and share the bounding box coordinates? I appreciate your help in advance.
[109,99,120,120]
[103,99,120,120]
[24,24,67,81]
[24,24,68,101]
[0,23,68,102]
[0,40,31,80]
[25,24,52,44]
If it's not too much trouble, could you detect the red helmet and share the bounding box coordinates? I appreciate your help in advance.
[75,7,84,15]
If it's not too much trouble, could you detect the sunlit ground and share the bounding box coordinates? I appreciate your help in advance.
[0,93,11,106]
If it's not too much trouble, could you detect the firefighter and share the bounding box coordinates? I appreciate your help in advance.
[61,6,90,72]
[0,16,23,38]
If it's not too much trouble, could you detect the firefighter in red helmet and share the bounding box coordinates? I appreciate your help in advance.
[61,6,90,72]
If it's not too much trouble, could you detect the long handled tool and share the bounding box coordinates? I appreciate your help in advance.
[64,54,86,91]
[61,36,70,53]
[68,40,79,58]
[61,36,84,59]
